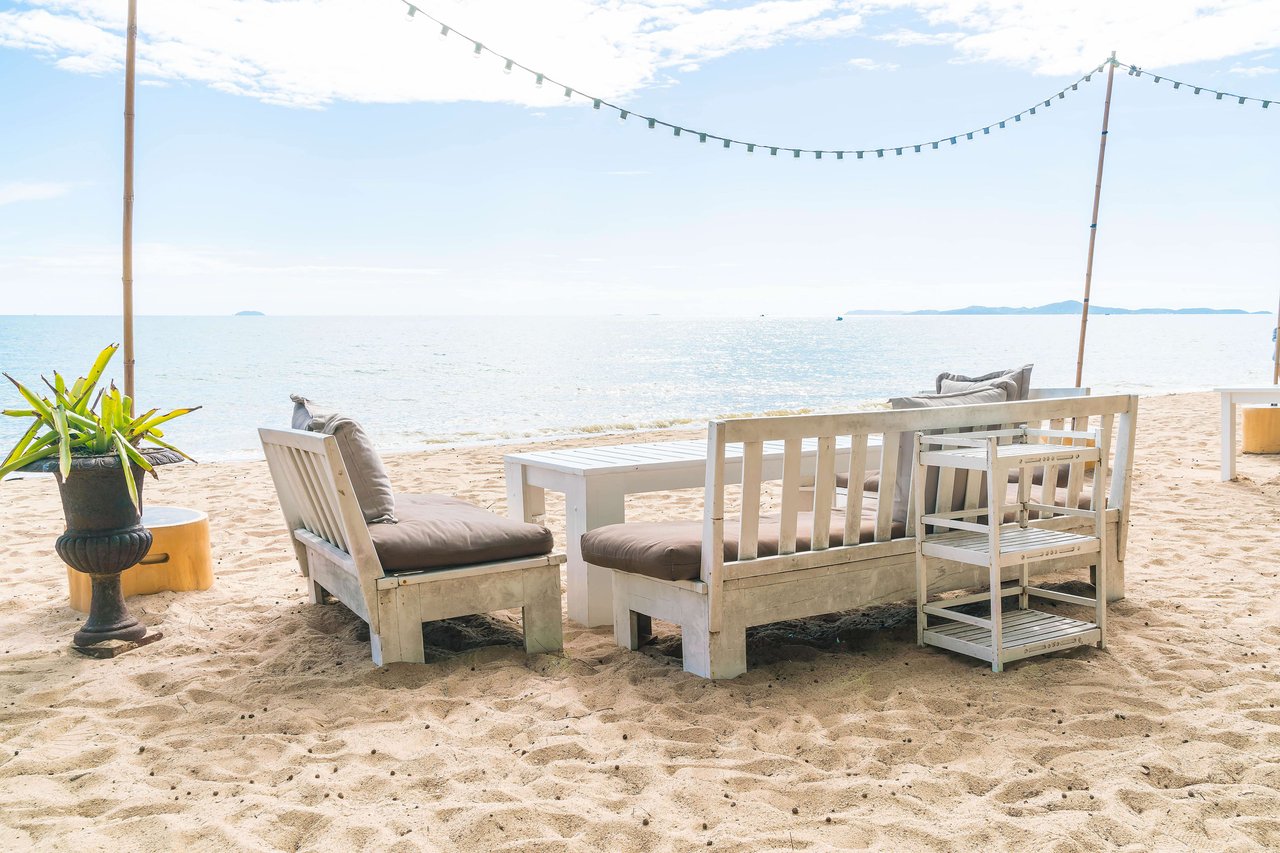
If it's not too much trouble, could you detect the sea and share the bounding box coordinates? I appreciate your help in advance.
[0,314,1273,462]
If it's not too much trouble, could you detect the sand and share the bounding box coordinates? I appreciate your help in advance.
[1,391,1279,852]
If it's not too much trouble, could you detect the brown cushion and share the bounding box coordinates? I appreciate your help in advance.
[370,493,553,573]
[936,364,1034,400]
[291,394,397,525]
[581,505,906,583]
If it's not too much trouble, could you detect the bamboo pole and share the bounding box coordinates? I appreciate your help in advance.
[122,0,138,407]
[1074,52,1117,388]
[1273,290,1279,384]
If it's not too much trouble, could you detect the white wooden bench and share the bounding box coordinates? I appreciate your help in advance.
[593,394,1137,679]
[260,428,566,665]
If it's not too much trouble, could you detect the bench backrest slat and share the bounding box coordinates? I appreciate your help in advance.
[260,427,385,623]
[701,394,1138,596]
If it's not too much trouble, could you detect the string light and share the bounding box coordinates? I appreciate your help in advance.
[391,4,1276,163]
[1123,57,1280,106]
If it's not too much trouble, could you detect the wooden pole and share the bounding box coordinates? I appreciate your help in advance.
[1273,290,1279,384]
[1074,52,1117,388]
[122,0,138,407]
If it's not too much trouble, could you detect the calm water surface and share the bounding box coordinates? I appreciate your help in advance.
[0,314,1272,460]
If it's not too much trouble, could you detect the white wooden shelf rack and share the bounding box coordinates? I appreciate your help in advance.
[913,426,1108,672]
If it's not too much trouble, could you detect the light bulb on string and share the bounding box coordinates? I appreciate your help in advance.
[746,144,755,154]
[405,5,417,22]
[438,24,449,40]
[503,59,513,74]
[563,86,573,98]
[472,42,483,58]
[534,73,544,87]
[618,110,628,122]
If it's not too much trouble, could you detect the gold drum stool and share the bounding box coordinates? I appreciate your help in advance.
[1243,406,1280,454]
[67,506,212,613]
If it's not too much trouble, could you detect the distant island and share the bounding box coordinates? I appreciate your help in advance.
[845,300,1266,316]
[235,310,265,316]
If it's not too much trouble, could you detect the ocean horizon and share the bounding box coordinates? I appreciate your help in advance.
[2,313,1274,462]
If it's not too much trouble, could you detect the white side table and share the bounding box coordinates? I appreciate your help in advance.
[1216,387,1280,480]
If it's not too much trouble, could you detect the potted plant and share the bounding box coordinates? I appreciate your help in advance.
[2,344,198,651]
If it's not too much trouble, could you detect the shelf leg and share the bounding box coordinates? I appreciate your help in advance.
[986,438,1003,673]
[914,433,928,647]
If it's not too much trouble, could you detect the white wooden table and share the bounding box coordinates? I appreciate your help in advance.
[505,436,881,627]
[1217,387,1280,480]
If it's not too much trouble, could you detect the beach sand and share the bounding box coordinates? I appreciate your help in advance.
[1,391,1278,851]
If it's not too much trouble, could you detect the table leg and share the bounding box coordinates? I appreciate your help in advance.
[505,461,546,523]
[1221,396,1236,481]
[564,477,624,628]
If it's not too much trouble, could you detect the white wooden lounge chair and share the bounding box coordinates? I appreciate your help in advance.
[582,394,1137,679]
[260,427,565,665]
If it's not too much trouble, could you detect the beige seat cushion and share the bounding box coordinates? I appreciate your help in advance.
[581,504,906,583]
[370,494,553,573]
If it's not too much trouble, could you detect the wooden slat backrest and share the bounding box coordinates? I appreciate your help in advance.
[703,394,1138,607]
[259,428,385,619]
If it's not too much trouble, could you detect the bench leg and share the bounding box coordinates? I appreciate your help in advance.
[683,616,747,680]
[306,578,329,605]
[522,566,564,655]
[614,605,653,651]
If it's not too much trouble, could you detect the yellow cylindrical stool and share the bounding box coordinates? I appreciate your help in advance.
[67,506,213,613]
[1244,406,1280,454]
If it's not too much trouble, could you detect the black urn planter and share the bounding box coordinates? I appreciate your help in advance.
[24,448,182,648]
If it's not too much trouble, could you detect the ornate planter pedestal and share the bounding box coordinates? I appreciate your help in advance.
[25,449,182,655]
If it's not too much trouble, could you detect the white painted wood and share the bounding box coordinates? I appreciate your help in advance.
[1216,388,1280,481]
[563,475,625,627]
[703,423,727,634]
[913,422,1113,672]
[504,458,545,524]
[738,440,763,560]
[844,433,868,546]
[811,436,836,550]
[259,427,565,665]
[594,395,1136,679]
[778,437,802,555]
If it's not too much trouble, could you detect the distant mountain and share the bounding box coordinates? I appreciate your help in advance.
[235,310,265,316]
[845,300,1266,316]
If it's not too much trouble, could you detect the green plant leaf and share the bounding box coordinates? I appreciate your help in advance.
[51,405,71,479]
[3,420,43,467]
[81,344,118,393]
[0,435,88,479]
[113,428,156,477]
[2,409,40,418]
[113,432,140,510]
[130,407,201,438]
[138,432,197,464]
[3,374,54,422]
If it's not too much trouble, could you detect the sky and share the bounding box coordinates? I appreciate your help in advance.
[0,0,1277,316]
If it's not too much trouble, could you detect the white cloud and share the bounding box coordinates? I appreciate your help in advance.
[0,0,1276,109]
[0,0,872,109]
[0,180,74,206]
[847,57,898,70]
[1230,64,1278,76]
[875,28,964,47]
[875,0,1280,75]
